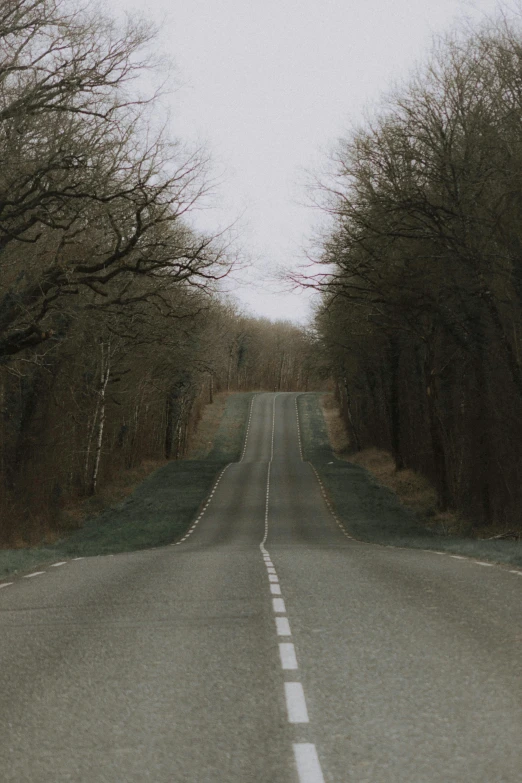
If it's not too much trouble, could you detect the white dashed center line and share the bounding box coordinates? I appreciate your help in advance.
[260,396,327,783]
[279,642,298,670]
[23,571,45,578]
[293,743,325,783]
[263,394,520,783]
[275,617,291,636]
[285,682,309,723]
[50,562,67,567]
[0,582,13,589]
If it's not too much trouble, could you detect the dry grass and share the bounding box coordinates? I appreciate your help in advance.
[321,394,350,454]
[3,392,233,550]
[57,393,232,536]
[0,392,251,574]
[59,458,168,533]
[321,393,462,534]
[1,459,171,549]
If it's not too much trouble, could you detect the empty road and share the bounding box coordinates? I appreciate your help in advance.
[1,392,521,782]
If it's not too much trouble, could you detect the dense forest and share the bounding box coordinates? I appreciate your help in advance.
[309,12,522,534]
[7,0,522,549]
[0,0,321,546]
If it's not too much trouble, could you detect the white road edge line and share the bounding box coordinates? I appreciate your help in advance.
[239,394,257,462]
[171,400,263,550]
[0,582,13,589]
[50,562,67,567]
[270,583,282,595]
[293,743,325,783]
[279,642,298,670]
[295,396,354,544]
[24,571,45,578]
[173,462,231,546]
[272,597,286,613]
[285,682,309,723]
[268,574,279,582]
[260,392,277,549]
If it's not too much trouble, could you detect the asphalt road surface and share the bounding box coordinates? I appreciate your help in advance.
[1,392,521,782]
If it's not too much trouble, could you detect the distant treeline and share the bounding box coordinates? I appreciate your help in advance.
[0,0,322,546]
[311,10,522,532]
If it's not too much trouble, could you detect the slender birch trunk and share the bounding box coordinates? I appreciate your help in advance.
[90,341,111,495]
[83,402,100,490]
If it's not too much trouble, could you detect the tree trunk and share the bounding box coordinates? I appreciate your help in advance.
[388,337,404,470]
[84,402,100,489]
[343,376,361,452]
[473,344,493,526]
[278,354,285,391]
[423,347,451,511]
[481,285,522,398]
[164,391,175,460]
[227,351,233,391]
[89,341,111,495]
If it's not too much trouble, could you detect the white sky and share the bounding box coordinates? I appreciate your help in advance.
[109,0,501,324]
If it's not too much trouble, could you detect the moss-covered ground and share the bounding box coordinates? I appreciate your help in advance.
[297,392,522,568]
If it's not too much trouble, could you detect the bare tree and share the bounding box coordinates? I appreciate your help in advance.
[306,12,522,531]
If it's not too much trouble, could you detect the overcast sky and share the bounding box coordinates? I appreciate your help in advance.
[110,0,501,323]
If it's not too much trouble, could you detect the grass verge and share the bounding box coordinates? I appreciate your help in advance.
[321,394,454,531]
[0,392,254,579]
[298,392,522,568]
